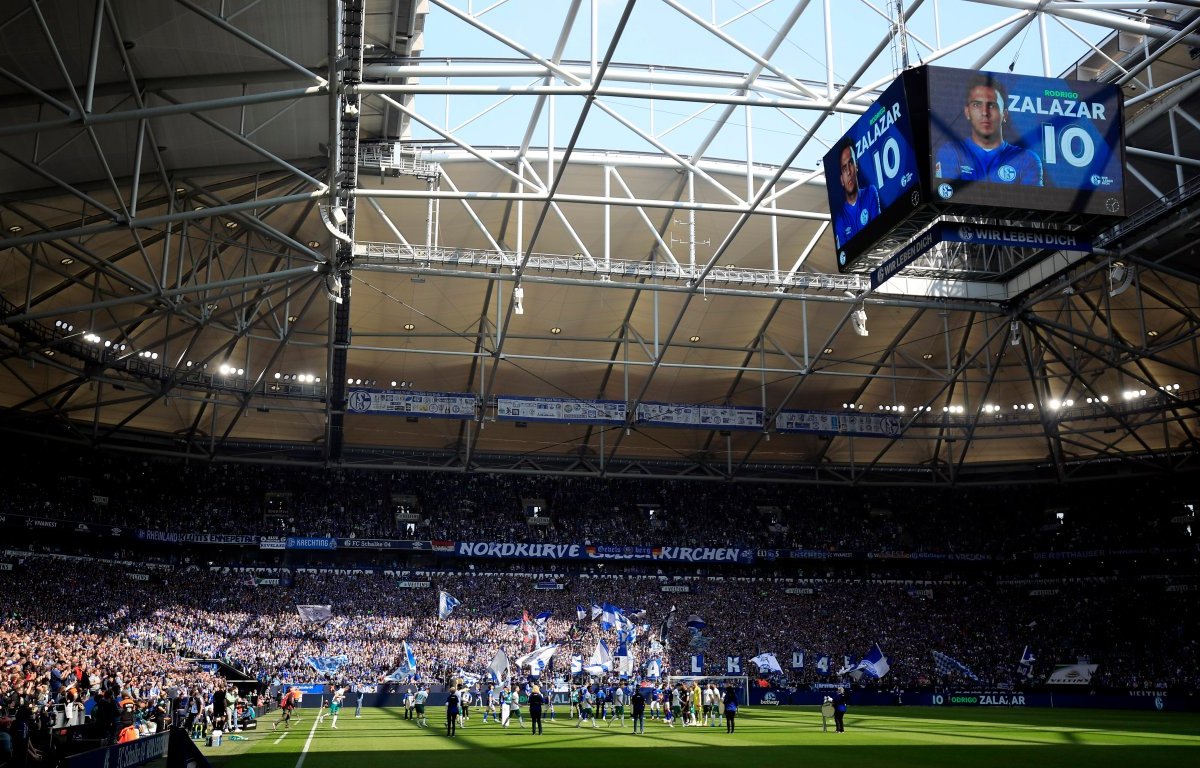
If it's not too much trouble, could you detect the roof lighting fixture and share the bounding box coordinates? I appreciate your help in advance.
[391,381,398,387]
[224,221,238,229]
[307,241,321,248]
[403,323,415,331]
[287,315,298,323]
[1147,330,1159,337]
[922,353,933,360]
[60,257,74,265]
[689,335,701,343]
[823,347,834,354]
[8,225,23,233]
[550,327,562,335]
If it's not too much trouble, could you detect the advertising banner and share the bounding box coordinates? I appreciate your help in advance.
[636,402,764,430]
[346,388,476,419]
[775,409,902,438]
[497,396,626,425]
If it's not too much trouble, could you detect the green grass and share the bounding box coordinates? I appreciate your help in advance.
[202,706,1200,768]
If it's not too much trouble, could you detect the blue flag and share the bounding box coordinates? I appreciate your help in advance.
[686,613,706,632]
[932,650,979,681]
[600,603,622,631]
[1018,646,1036,678]
[438,590,461,620]
[576,604,586,621]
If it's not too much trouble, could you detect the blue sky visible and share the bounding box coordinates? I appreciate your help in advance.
[407,1,1113,170]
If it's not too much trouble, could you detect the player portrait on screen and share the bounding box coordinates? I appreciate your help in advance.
[832,137,883,248]
[935,73,1043,186]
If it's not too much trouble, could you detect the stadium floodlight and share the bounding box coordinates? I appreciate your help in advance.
[851,305,868,336]
[1109,262,1133,297]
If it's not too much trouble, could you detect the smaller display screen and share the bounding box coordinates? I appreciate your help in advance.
[822,72,923,271]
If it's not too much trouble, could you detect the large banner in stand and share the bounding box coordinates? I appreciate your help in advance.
[346,388,477,419]
[636,402,763,430]
[776,410,902,438]
[497,395,626,425]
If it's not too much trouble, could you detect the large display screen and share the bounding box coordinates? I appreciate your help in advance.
[823,70,925,272]
[927,67,1125,216]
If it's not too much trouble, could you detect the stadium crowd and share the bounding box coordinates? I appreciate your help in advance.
[1,556,1196,708]
[1,445,1196,764]
[0,444,1193,557]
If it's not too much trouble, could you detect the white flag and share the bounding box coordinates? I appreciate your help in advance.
[296,604,332,623]
[487,649,510,685]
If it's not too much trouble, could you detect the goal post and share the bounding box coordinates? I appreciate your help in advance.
[665,675,750,707]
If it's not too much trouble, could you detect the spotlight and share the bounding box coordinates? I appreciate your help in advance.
[236,368,244,376]
[391,381,398,387]
[851,306,868,337]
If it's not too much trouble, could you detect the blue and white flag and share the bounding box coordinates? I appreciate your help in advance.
[296,604,332,623]
[689,654,704,674]
[686,613,706,633]
[384,641,419,681]
[591,602,603,621]
[585,639,612,674]
[305,655,347,674]
[534,610,552,626]
[576,604,587,621]
[815,654,832,675]
[619,648,636,679]
[1017,646,1036,678]
[600,603,624,631]
[852,644,890,679]
[750,652,784,674]
[487,649,510,685]
[726,656,742,674]
[645,657,662,680]
[517,645,557,678]
[571,654,583,675]
[932,650,979,681]
[438,590,461,620]
[791,650,805,669]
[504,616,524,628]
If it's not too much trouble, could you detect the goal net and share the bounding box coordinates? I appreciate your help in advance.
[664,675,750,707]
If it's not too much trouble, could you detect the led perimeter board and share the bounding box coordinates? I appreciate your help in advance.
[928,66,1125,217]
[824,69,928,273]
[827,66,1125,273]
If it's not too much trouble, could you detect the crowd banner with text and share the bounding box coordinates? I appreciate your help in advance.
[345,388,477,419]
[497,396,626,425]
[636,402,764,430]
[775,410,902,438]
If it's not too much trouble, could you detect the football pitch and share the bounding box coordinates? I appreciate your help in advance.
[201,706,1200,768]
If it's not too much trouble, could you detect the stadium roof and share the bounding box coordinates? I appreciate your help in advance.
[1,0,1198,484]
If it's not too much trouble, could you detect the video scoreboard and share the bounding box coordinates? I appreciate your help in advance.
[824,65,1126,273]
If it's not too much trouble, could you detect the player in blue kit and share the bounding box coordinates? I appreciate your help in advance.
[935,73,1042,186]
[832,138,882,249]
